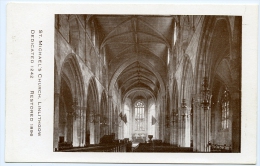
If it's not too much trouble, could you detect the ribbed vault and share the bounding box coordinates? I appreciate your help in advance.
[94,15,174,101]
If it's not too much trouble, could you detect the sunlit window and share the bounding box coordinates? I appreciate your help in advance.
[167,48,170,65]
[135,101,145,131]
[173,22,177,45]
[221,89,230,130]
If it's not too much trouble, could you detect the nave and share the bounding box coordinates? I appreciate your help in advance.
[54,14,241,152]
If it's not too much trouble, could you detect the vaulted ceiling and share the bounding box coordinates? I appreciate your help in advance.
[94,15,176,101]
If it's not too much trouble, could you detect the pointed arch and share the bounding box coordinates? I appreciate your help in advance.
[86,76,100,145]
[109,56,166,96]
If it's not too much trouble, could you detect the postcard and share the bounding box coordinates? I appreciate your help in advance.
[5,3,258,164]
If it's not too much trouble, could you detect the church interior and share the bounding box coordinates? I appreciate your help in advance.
[54,15,241,153]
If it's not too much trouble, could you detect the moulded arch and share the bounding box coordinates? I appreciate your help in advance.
[123,87,156,102]
[109,56,166,96]
[181,54,194,105]
[86,76,100,145]
[195,16,232,93]
[60,53,85,104]
[86,76,99,112]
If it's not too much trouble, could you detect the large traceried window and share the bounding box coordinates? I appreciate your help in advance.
[221,88,230,130]
[135,101,145,131]
[173,21,177,45]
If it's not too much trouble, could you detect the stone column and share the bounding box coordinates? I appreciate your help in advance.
[154,105,158,139]
[181,100,191,147]
[82,106,86,146]
[64,111,68,142]
[147,106,151,137]
[89,117,95,144]
[161,97,166,142]
[192,93,212,152]
[145,101,149,142]
[172,109,178,145]
[230,87,241,152]
[177,107,182,147]
[193,94,201,151]
[108,95,113,134]
[53,93,60,151]
[72,101,81,147]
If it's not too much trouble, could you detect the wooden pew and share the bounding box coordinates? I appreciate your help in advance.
[210,144,232,152]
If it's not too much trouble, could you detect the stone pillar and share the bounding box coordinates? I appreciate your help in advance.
[192,102,196,151]
[129,105,132,141]
[193,94,201,151]
[154,104,158,139]
[96,118,100,144]
[192,93,211,152]
[177,107,182,147]
[89,118,95,144]
[158,109,163,140]
[161,97,165,142]
[131,104,135,140]
[172,109,178,145]
[82,106,86,146]
[186,114,191,147]
[108,95,113,134]
[230,87,241,152]
[145,101,149,141]
[120,104,124,139]
[53,93,60,151]
[147,106,151,138]
[78,106,84,147]
[181,100,191,147]
[72,103,81,147]
[64,111,68,142]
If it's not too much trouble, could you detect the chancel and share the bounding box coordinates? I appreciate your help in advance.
[53,15,241,153]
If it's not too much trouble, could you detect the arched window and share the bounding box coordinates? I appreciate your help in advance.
[173,21,177,45]
[221,88,230,130]
[135,101,145,131]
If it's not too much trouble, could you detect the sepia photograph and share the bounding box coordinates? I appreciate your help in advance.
[4,3,257,163]
[54,14,241,153]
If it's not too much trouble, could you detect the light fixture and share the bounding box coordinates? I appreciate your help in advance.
[171,109,178,123]
[201,77,211,111]
[200,48,211,111]
[181,99,189,119]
